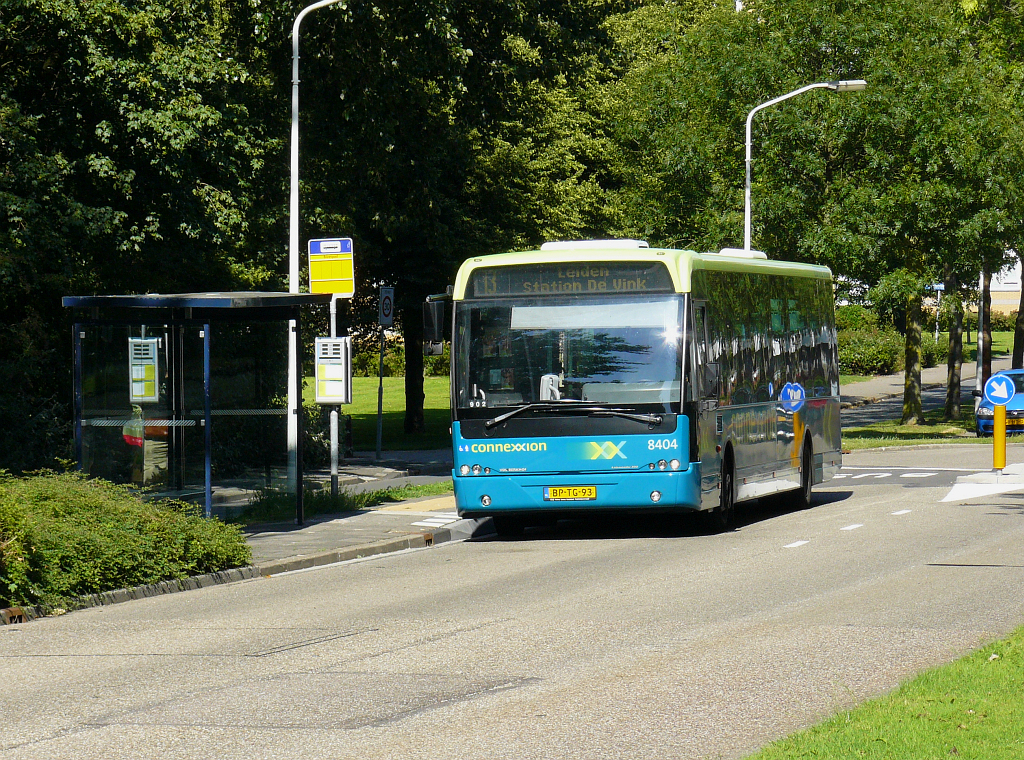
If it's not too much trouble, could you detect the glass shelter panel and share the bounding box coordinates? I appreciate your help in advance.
[208,322,290,494]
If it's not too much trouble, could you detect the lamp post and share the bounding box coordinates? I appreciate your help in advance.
[287,0,344,515]
[743,79,866,253]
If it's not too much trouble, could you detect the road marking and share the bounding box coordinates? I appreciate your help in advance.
[832,474,848,479]
[851,473,892,479]
[784,540,809,548]
[891,509,912,515]
[900,473,936,478]
[411,516,460,528]
[840,523,864,531]
[842,466,983,473]
[941,483,1024,502]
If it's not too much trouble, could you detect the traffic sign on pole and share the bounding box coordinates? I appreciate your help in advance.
[983,373,1015,407]
[379,287,394,327]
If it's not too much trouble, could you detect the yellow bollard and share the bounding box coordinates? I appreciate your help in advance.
[994,404,1006,471]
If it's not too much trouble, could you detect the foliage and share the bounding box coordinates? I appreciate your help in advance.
[835,304,877,331]
[839,328,946,375]
[0,470,251,609]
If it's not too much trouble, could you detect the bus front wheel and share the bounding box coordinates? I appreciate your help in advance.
[705,456,735,532]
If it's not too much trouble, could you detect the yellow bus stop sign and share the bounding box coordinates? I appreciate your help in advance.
[308,238,355,296]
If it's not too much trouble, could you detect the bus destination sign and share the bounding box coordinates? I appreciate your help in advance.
[470,262,674,297]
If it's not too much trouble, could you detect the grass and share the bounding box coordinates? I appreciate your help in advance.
[229,480,454,526]
[746,625,1024,759]
[306,375,452,451]
[841,402,983,450]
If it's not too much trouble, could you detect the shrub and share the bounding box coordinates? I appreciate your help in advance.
[839,328,905,375]
[0,470,251,610]
[839,328,948,375]
[835,305,877,331]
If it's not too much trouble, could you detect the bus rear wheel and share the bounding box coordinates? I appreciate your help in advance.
[796,440,813,509]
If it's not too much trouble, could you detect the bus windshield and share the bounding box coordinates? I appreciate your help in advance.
[454,295,684,414]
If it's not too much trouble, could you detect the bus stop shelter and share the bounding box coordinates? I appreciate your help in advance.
[62,292,331,521]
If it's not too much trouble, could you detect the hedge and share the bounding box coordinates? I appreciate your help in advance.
[0,471,251,610]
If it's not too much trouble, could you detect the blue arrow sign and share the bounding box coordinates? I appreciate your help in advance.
[983,374,1015,407]
[780,382,806,413]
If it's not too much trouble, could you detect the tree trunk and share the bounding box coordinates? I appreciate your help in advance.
[402,304,426,434]
[902,288,924,424]
[982,270,992,383]
[1013,252,1024,369]
[943,267,962,420]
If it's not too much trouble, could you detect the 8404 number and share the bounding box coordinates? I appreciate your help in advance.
[648,438,679,451]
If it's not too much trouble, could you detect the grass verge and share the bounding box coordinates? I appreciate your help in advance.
[0,470,252,610]
[842,402,983,450]
[230,481,454,526]
[307,376,451,451]
[747,626,1024,759]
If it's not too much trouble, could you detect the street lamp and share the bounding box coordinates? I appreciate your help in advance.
[287,0,344,512]
[743,79,867,253]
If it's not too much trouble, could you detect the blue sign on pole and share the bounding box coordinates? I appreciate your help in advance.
[780,382,806,413]
[983,373,1016,407]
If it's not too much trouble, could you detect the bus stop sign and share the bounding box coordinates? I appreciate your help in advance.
[984,373,1016,407]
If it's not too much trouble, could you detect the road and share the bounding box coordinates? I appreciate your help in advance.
[4,445,1024,760]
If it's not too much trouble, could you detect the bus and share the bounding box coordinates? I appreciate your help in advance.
[425,239,842,534]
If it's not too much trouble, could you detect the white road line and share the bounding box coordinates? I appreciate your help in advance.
[891,509,912,515]
[784,540,810,549]
[832,474,848,479]
[900,473,936,478]
[842,466,983,472]
[851,474,874,479]
[840,523,864,531]
[411,517,460,528]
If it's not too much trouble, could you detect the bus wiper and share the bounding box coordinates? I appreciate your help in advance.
[484,403,662,429]
[589,409,663,426]
[484,401,584,429]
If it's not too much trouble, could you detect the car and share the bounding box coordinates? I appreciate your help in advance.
[975,369,1024,436]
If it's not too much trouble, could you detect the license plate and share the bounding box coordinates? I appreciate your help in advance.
[543,486,597,501]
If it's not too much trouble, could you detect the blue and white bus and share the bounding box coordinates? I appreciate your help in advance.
[428,240,841,534]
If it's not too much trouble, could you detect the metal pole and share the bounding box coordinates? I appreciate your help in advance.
[743,80,866,252]
[995,404,1006,472]
[329,294,339,498]
[288,0,345,516]
[976,271,985,413]
[376,325,385,460]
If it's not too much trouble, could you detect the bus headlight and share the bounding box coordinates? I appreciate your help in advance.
[650,491,662,503]
[460,465,471,476]
[481,495,492,506]
[670,459,681,470]
[472,464,483,475]
[658,459,668,470]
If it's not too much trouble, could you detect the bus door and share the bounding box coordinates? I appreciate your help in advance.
[692,301,722,508]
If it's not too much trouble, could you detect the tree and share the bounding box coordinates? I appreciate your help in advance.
[0,0,276,471]
[606,0,1024,423]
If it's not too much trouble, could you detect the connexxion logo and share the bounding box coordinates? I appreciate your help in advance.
[588,441,626,460]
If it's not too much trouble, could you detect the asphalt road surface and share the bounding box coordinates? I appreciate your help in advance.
[4,445,1024,760]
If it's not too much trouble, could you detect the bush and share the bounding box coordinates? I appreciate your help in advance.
[839,328,905,375]
[835,305,877,331]
[0,470,252,610]
[352,341,449,377]
[839,328,948,375]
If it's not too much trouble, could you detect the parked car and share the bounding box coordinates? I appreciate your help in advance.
[975,369,1024,436]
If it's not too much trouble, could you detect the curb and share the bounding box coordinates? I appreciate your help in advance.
[0,519,486,625]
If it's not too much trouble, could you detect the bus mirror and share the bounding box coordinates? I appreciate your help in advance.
[423,300,445,344]
[702,363,720,399]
